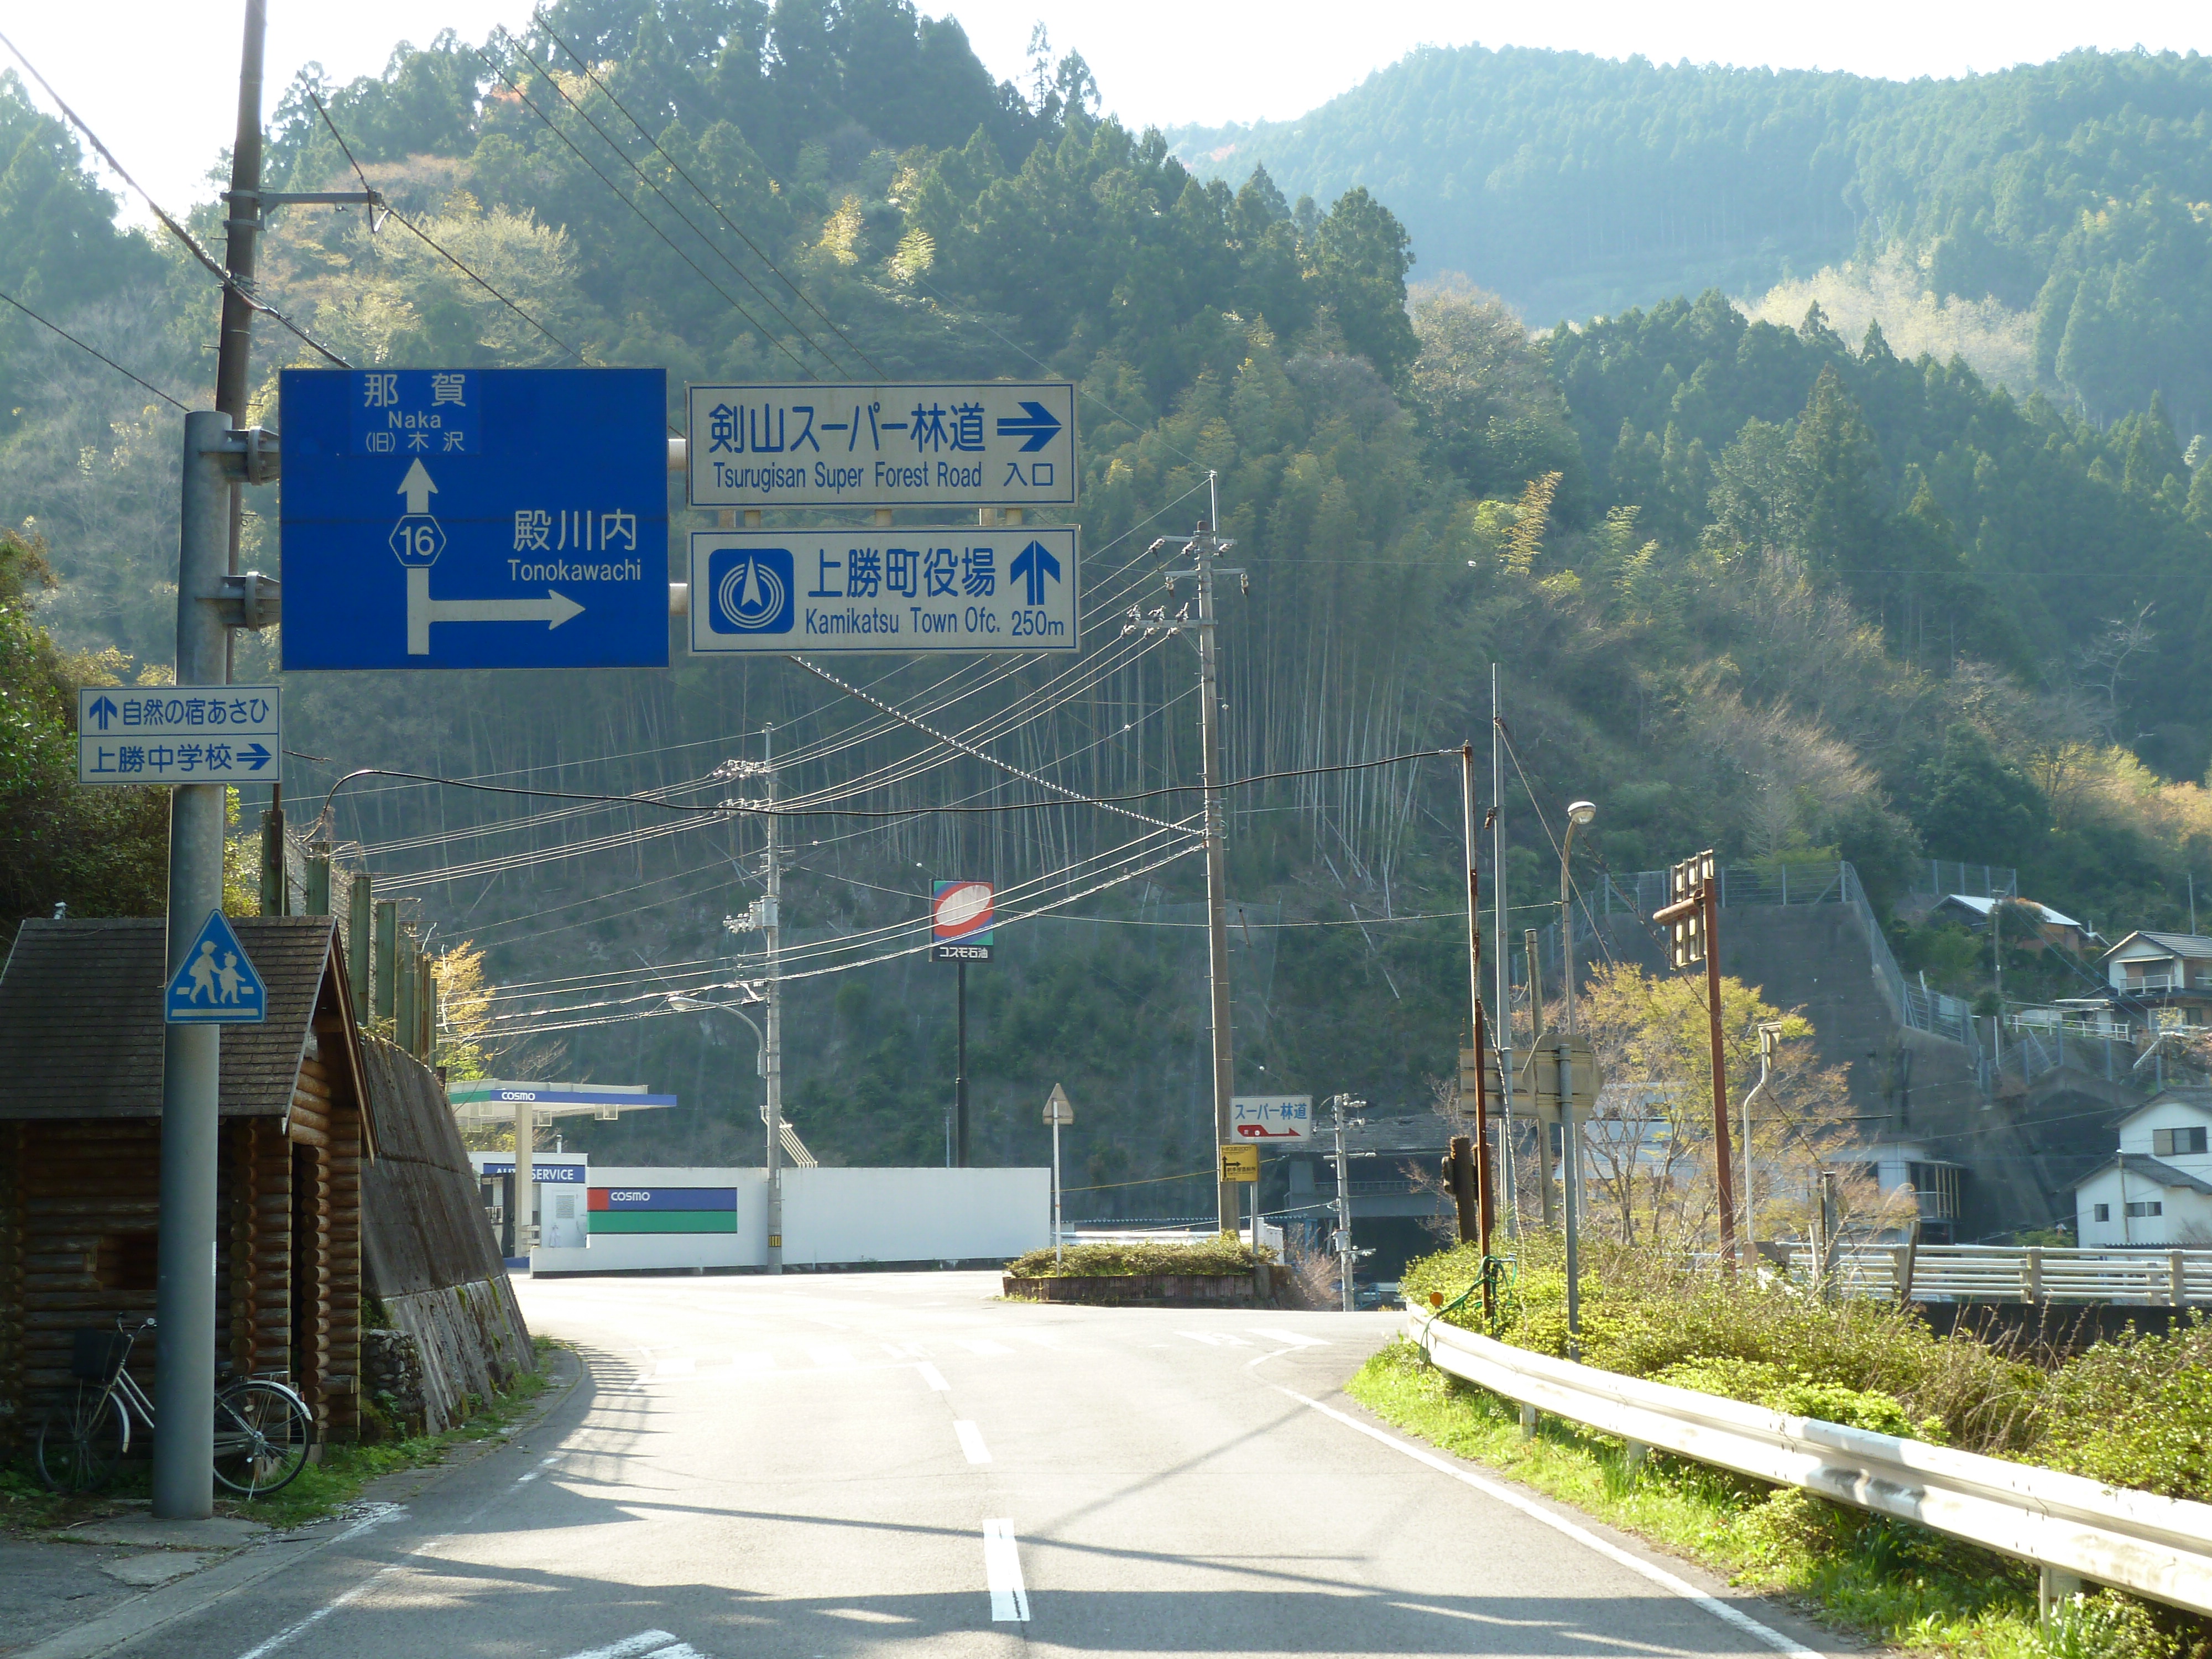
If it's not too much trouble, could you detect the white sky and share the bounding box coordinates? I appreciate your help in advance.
[3,2,2205,230]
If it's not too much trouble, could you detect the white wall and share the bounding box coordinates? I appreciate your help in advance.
[781,1167,1050,1266]
[525,1166,1048,1272]
[2077,1164,2212,1245]
[531,1167,767,1274]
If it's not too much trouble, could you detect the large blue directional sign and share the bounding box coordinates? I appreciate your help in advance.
[166,909,266,1025]
[687,527,1077,655]
[685,381,1076,511]
[279,369,669,670]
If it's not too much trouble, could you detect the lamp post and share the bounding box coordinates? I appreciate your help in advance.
[669,992,771,1255]
[1560,799,1595,1360]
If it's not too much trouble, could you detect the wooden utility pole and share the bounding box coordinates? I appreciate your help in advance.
[1655,851,1738,1271]
[1459,744,1495,1318]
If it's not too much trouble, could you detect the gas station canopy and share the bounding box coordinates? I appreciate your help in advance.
[447,1079,677,1129]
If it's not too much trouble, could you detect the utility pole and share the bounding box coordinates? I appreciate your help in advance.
[1559,801,1594,1360]
[152,0,266,1522]
[1146,479,1242,1234]
[764,723,783,1274]
[1459,742,1494,1319]
[1525,928,1558,1227]
[1655,851,1739,1272]
[1491,671,1518,1239]
[1327,1094,1365,1311]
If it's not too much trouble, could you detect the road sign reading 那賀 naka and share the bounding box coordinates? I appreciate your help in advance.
[687,382,1075,509]
[688,528,1076,654]
[278,368,669,670]
[77,684,279,785]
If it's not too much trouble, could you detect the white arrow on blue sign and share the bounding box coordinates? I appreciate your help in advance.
[166,910,267,1025]
[686,381,1076,510]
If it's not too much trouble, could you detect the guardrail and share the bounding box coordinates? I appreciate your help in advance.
[1786,1244,2212,1305]
[1407,1313,2212,1617]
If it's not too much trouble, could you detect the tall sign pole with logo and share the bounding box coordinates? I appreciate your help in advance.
[933,881,994,1167]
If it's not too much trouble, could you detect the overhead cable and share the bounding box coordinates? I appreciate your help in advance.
[525,18,881,378]
[0,28,351,369]
[0,288,189,410]
[474,39,814,377]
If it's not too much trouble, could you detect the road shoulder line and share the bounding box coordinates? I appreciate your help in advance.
[1276,1385,1829,1659]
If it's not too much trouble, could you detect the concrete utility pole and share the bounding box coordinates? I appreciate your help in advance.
[1196,492,1237,1234]
[764,724,784,1274]
[1491,671,1518,1239]
[1458,742,1494,1316]
[153,0,267,1521]
[1559,800,1594,1361]
[1327,1094,1364,1311]
[1525,928,1557,1227]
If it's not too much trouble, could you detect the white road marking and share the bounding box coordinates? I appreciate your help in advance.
[1177,1332,1248,1346]
[1012,1331,1060,1348]
[559,1632,708,1659]
[516,1454,562,1484]
[727,1351,775,1372]
[955,1338,1013,1355]
[982,1519,1029,1621]
[1280,1389,1824,1658]
[917,1362,951,1391]
[807,1345,854,1368]
[954,1420,992,1464]
[1251,1327,1328,1348]
[655,1357,696,1377]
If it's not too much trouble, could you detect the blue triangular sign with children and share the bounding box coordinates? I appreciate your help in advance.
[165,909,267,1025]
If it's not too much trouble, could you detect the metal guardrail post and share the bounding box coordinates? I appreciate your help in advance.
[2023,1247,2042,1304]
[2174,1252,2189,1308]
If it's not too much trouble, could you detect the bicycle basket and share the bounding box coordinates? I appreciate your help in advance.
[69,1329,131,1384]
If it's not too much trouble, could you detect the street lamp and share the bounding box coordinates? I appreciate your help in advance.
[667,990,775,1260]
[1559,798,1595,1359]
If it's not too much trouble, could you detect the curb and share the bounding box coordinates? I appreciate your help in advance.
[14,1350,581,1659]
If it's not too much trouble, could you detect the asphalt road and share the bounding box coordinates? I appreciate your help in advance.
[112,1271,1844,1659]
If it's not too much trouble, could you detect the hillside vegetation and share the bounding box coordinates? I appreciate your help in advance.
[1171,45,2212,427]
[1,6,2208,1181]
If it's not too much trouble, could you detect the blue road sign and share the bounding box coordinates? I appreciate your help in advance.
[166,910,266,1025]
[279,369,669,670]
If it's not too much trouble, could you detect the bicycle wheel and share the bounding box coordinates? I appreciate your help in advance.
[34,1385,126,1493]
[211,1380,314,1496]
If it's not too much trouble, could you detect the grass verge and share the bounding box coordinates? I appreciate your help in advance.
[1347,1339,2189,1659]
[2,1338,565,1536]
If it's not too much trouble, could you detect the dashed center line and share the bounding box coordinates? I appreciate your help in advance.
[953,1420,992,1464]
[982,1519,1029,1621]
[917,1362,951,1391]
[1251,1327,1329,1348]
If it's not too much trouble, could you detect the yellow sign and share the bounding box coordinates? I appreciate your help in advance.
[1219,1144,1259,1183]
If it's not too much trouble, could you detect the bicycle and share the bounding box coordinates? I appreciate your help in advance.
[34,1318,316,1498]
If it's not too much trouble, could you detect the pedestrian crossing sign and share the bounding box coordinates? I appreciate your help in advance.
[165,909,266,1025]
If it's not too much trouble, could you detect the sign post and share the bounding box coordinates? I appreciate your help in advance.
[1043,1083,1073,1263]
[687,527,1077,656]
[279,368,670,670]
[933,883,993,1166]
[686,382,1076,514]
[77,685,279,785]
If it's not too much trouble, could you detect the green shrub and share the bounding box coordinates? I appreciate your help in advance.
[1004,1235,1271,1278]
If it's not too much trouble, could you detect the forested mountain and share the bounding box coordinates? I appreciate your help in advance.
[1170,45,2212,427]
[3,5,2210,1192]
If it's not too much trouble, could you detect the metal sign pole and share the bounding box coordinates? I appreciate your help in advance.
[764,724,783,1274]
[153,0,265,1522]
[956,959,968,1167]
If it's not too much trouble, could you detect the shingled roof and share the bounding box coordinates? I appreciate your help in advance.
[0,917,348,1120]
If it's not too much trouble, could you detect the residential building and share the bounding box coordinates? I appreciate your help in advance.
[1927,894,2095,956]
[2073,1091,2212,1245]
[2100,932,2212,1029]
[1833,1141,1967,1244]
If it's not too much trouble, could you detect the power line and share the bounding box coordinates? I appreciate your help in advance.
[473,40,814,377]
[305,87,586,366]
[0,27,349,370]
[525,17,884,379]
[0,287,187,410]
